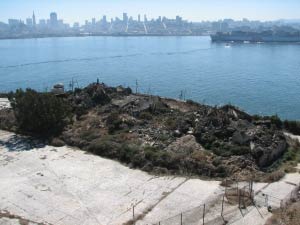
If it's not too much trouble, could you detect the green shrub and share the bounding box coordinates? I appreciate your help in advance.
[252,114,263,121]
[212,157,222,167]
[119,144,139,163]
[139,111,153,120]
[80,129,101,142]
[106,112,122,134]
[186,99,200,106]
[270,115,282,128]
[165,117,177,130]
[284,120,300,135]
[88,137,120,158]
[230,145,250,155]
[10,89,72,137]
[88,137,143,166]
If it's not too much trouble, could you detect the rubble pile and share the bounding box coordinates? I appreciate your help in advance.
[0,83,290,179]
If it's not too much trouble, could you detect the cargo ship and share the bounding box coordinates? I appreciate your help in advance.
[211,30,300,42]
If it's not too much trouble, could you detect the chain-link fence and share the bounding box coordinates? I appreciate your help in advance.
[151,205,204,225]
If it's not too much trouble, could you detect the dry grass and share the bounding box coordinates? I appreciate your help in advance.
[265,201,300,225]
[263,170,286,183]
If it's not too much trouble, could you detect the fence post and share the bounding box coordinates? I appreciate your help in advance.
[242,187,246,209]
[133,205,135,220]
[221,194,225,216]
[265,194,268,207]
[238,189,241,209]
[180,213,183,225]
[250,180,254,202]
[221,194,228,223]
[203,204,205,225]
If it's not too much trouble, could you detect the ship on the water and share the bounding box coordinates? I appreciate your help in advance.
[211,30,300,42]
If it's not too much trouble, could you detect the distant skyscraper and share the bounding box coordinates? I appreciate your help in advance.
[123,13,128,23]
[92,18,96,25]
[144,15,148,22]
[176,16,182,24]
[39,19,46,28]
[138,14,141,23]
[26,18,33,26]
[50,12,58,27]
[32,11,36,27]
[102,15,107,24]
[73,22,79,29]
[8,19,20,27]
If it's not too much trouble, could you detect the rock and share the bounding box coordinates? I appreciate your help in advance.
[250,131,287,167]
[50,138,65,147]
[166,135,205,154]
[173,130,181,137]
[232,131,251,145]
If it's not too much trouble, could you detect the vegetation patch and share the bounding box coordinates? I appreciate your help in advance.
[1,82,299,180]
[9,89,72,137]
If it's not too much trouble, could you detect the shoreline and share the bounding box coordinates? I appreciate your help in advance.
[0,33,208,41]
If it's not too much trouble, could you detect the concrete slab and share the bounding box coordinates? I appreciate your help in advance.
[0,98,10,109]
[0,130,220,225]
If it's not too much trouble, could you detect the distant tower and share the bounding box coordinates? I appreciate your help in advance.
[32,11,36,27]
[102,15,107,24]
[50,12,58,27]
[138,14,141,23]
[123,13,128,23]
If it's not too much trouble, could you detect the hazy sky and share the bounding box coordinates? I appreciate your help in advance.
[1,0,300,24]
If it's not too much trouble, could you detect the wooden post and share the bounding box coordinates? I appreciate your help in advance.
[203,204,205,225]
[238,189,241,209]
[180,213,183,225]
[225,179,227,198]
[250,180,253,202]
[133,205,135,220]
[222,194,225,216]
[265,195,268,207]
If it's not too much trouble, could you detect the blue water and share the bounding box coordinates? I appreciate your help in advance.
[0,36,300,120]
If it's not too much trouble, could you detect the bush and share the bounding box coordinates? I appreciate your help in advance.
[88,136,142,166]
[88,137,120,158]
[106,112,122,134]
[139,111,153,120]
[230,145,250,155]
[270,115,282,128]
[265,170,285,182]
[186,99,200,106]
[165,117,177,130]
[144,146,177,169]
[119,144,140,164]
[0,109,16,131]
[284,120,300,135]
[10,89,72,137]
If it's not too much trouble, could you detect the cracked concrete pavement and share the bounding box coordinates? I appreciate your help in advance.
[0,130,221,225]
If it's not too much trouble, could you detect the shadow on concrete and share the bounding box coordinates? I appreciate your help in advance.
[0,134,46,151]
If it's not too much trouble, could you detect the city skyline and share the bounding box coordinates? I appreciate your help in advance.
[1,0,300,24]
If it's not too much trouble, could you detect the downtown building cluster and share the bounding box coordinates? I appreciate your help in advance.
[0,12,300,39]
